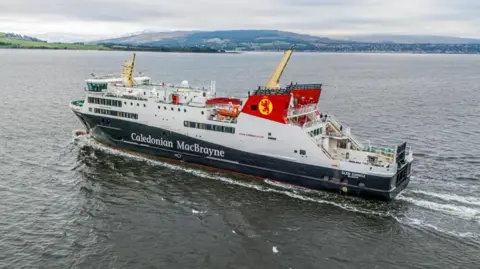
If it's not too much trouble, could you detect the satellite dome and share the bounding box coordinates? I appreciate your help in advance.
[181,80,189,87]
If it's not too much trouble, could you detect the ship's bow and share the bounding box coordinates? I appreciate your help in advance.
[70,100,90,133]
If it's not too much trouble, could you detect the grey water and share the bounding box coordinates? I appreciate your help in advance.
[0,49,479,269]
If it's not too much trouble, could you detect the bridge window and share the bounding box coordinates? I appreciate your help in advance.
[300,150,306,155]
[87,83,107,92]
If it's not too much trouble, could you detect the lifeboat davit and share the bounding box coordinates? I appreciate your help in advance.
[206,97,241,106]
[216,104,240,117]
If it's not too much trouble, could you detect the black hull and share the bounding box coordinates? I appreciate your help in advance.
[74,112,412,201]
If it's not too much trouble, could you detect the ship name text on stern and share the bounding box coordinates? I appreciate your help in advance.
[341,170,366,179]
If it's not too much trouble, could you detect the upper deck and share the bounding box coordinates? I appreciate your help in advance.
[75,51,411,174]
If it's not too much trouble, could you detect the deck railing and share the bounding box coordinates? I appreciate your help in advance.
[326,115,364,149]
[287,104,317,117]
[302,118,323,129]
[286,83,322,90]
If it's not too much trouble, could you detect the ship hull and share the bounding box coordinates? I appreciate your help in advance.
[74,112,411,201]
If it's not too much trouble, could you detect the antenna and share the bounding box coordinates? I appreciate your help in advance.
[265,45,294,89]
[210,80,216,96]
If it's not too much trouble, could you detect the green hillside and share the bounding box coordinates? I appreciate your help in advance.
[0,32,108,50]
[0,32,222,53]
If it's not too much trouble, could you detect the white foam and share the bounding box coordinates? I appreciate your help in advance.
[191,209,207,214]
[412,176,480,191]
[395,216,480,242]
[409,189,480,207]
[398,196,480,222]
[272,246,279,253]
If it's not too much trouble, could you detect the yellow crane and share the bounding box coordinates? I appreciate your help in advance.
[265,46,294,89]
[121,53,136,87]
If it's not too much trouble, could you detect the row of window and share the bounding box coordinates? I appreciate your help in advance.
[93,108,138,119]
[184,121,235,134]
[309,127,322,137]
[88,97,122,107]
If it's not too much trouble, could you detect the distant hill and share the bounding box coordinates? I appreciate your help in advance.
[0,31,109,50]
[94,30,480,51]
[4,30,480,54]
[334,34,480,44]
[94,30,350,51]
[0,32,46,42]
[0,31,223,53]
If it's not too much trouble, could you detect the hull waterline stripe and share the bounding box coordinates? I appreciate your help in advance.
[111,137,398,194]
[98,125,122,130]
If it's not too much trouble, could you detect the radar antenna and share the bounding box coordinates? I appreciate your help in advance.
[265,46,294,89]
[121,53,136,87]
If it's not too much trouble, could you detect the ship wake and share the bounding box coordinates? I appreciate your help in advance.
[71,133,480,246]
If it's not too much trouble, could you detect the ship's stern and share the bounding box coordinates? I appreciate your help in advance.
[361,143,413,201]
[384,145,414,201]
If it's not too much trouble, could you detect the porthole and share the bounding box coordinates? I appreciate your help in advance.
[144,104,146,107]
[184,109,187,112]
[137,103,139,106]
[178,108,180,112]
[158,106,160,109]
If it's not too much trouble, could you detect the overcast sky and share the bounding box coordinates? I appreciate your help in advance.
[1,0,479,41]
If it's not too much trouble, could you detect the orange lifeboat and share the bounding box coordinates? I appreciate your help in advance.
[216,103,240,117]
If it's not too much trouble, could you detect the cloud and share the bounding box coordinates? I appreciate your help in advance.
[1,0,479,40]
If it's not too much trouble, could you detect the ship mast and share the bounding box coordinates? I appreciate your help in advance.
[121,53,136,87]
[265,46,294,89]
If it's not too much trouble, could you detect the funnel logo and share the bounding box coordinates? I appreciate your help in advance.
[258,98,273,115]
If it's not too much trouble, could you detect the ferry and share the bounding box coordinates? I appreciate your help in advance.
[70,49,413,201]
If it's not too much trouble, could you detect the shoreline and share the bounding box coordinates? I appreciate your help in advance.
[2,47,480,55]
[0,46,226,53]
